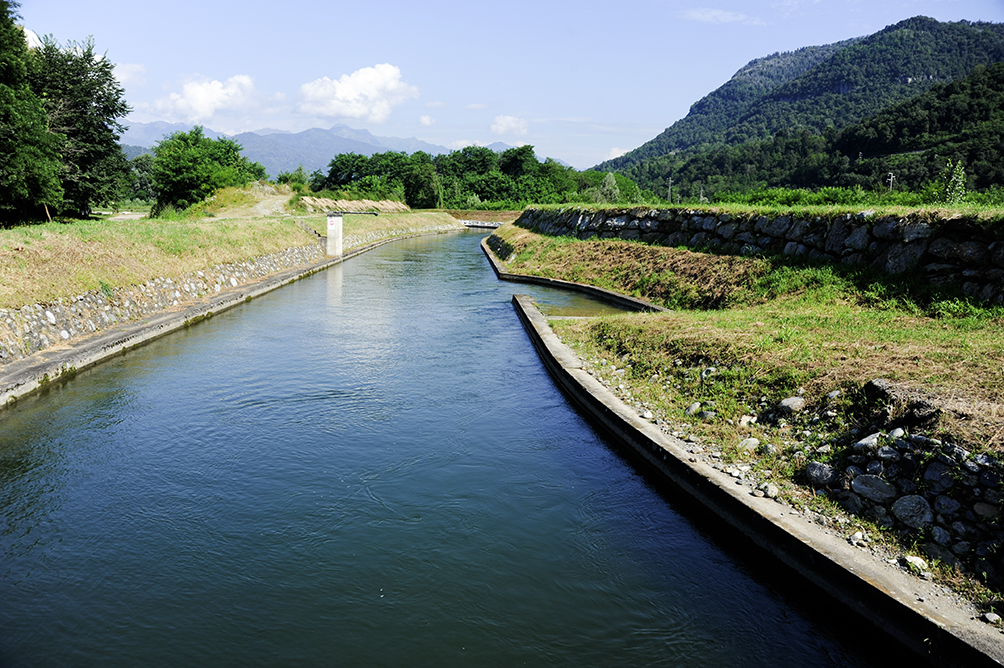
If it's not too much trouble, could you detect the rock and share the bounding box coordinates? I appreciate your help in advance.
[932,526,952,546]
[849,531,868,547]
[778,397,806,414]
[891,495,933,529]
[904,555,928,571]
[845,465,864,479]
[641,410,654,420]
[922,543,961,568]
[851,474,897,503]
[934,495,961,515]
[739,438,760,452]
[953,541,972,556]
[923,461,955,493]
[685,402,702,416]
[875,445,900,461]
[974,502,1001,519]
[763,483,780,499]
[889,427,905,439]
[852,433,882,453]
[835,490,863,514]
[884,241,929,274]
[984,612,1001,624]
[698,411,717,420]
[866,460,884,475]
[806,461,837,487]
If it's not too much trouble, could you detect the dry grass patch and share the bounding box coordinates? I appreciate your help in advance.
[0,217,317,308]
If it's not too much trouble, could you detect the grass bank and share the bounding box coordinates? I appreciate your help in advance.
[490,222,1004,603]
[0,210,460,309]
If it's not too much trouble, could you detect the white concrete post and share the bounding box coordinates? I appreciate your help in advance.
[326,212,343,258]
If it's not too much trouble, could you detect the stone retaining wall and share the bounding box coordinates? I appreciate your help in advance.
[517,207,1004,302]
[0,244,323,368]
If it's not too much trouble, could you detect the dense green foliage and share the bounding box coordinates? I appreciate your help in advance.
[598,39,857,172]
[151,127,267,213]
[636,60,1004,203]
[316,145,654,209]
[0,0,62,222]
[27,35,131,215]
[603,17,1004,197]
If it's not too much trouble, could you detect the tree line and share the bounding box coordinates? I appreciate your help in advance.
[305,145,655,210]
[0,0,130,222]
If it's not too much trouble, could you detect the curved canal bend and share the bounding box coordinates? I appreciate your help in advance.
[0,231,884,667]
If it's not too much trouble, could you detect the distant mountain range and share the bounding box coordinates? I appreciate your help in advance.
[597,16,1004,192]
[121,123,454,178]
[119,123,557,179]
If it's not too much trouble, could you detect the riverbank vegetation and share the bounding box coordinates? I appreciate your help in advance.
[0,210,459,308]
[489,222,1004,602]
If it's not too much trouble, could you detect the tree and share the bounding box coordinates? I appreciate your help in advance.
[151,126,266,212]
[27,34,131,215]
[0,0,62,221]
[127,153,154,201]
[598,172,620,202]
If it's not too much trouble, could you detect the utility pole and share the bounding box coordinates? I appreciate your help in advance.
[887,172,896,191]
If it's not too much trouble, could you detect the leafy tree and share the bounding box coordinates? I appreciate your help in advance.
[598,173,620,202]
[151,126,266,212]
[939,159,967,204]
[275,164,307,186]
[127,153,154,201]
[0,0,62,222]
[27,34,131,215]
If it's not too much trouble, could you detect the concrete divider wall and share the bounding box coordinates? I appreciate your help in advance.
[516,207,1004,302]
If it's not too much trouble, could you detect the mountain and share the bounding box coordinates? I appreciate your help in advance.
[631,60,1004,198]
[596,38,860,171]
[120,121,223,147]
[599,17,1004,192]
[121,122,451,178]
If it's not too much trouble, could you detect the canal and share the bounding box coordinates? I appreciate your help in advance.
[0,231,881,666]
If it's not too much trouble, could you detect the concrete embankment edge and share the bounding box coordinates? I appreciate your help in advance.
[479,237,666,313]
[0,231,452,408]
[510,292,1003,667]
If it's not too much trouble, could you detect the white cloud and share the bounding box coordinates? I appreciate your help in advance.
[298,63,418,122]
[419,115,435,126]
[154,74,256,122]
[448,139,475,149]
[114,63,147,87]
[466,103,487,110]
[682,8,765,25]
[490,115,529,135]
[22,28,42,49]
[606,147,628,160]
[426,101,445,108]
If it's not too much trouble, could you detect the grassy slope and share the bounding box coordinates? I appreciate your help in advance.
[0,210,461,309]
[490,223,1004,448]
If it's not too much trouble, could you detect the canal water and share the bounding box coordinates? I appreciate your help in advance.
[0,231,881,667]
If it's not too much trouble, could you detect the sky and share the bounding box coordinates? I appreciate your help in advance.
[17,0,1004,169]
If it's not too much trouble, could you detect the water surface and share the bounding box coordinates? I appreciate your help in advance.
[0,231,880,666]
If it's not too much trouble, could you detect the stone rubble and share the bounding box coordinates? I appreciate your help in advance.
[582,353,1004,602]
[0,244,322,367]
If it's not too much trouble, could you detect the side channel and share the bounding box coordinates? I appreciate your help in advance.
[0,231,887,666]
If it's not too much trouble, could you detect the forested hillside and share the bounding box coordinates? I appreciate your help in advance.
[603,16,1004,195]
[638,60,1004,201]
[598,39,858,172]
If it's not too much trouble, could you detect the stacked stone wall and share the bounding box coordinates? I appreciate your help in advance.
[517,207,1004,302]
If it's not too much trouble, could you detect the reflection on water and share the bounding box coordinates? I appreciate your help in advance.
[0,231,880,667]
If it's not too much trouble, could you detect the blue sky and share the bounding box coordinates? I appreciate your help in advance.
[19,0,1004,169]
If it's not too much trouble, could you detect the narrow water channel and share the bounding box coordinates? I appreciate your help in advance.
[0,231,881,667]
